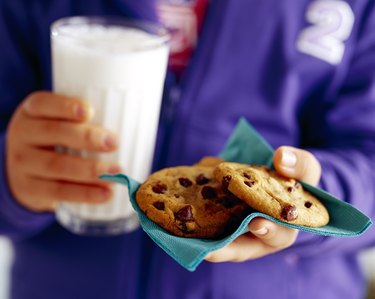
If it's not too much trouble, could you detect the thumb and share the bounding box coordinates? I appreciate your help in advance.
[273,146,321,186]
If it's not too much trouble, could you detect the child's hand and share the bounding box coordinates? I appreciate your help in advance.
[6,91,121,212]
[205,146,321,262]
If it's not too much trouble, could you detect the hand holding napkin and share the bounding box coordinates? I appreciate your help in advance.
[101,118,372,271]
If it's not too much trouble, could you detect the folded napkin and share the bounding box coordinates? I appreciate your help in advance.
[101,118,372,271]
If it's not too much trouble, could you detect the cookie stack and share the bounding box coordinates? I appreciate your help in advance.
[136,157,329,239]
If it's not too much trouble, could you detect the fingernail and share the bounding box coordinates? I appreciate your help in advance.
[75,105,86,119]
[75,103,94,120]
[281,150,297,168]
[104,135,118,149]
[251,227,268,235]
[23,100,32,113]
[107,165,121,174]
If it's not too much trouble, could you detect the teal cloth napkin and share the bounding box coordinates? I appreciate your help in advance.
[101,118,372,272]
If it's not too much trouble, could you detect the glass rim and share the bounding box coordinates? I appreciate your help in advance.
[51,16,170,52]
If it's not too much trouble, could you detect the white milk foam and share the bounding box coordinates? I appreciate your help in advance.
[52,23,169,222]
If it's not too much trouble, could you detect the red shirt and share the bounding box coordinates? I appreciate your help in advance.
[157,0,209,75]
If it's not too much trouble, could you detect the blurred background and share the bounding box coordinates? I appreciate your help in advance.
[0,236,374,299]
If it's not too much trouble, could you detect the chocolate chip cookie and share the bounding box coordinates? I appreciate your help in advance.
[213,162,329,227]
[136,165,251,239]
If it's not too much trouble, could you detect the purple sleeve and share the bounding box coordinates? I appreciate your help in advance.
[0,1,55,240]
[288,6,375,256]
[0,133,54,240]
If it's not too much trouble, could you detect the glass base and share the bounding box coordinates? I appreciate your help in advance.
[56,205,140,236]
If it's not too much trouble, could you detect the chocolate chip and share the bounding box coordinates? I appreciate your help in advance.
[288,181,301,192]
[245,181,255,187]
[281,205,297,221]
[222,175,232,190]
[174,205,194,222]
[174,194,180,198]
[179,222,193,234]
[153,201,165,210]
[304,201,312,208]
[196,174,210,185]
[201,186,217,199]
[152,183,167,194]
[179,177,193,187]
[243,172,251,179]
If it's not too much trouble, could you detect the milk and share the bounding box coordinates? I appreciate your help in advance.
[51,18,169,234]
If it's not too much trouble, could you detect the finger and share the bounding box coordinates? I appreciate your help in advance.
[273,146,321,185]
[205,233,269,262]
[25,177,113,211]
[22,91,93,122]
[248,217,298,249]
[18,148,121,184]
[205,219,298,263]
[19,118,118,152]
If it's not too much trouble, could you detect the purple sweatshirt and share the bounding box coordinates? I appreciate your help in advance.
[1,0,375,298]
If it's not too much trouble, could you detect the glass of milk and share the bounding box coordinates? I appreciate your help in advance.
[50,16,169,235]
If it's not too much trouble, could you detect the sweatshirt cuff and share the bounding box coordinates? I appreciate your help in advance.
[0,133,54,237]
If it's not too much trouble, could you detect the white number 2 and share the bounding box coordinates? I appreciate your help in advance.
[296,0,354,65]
